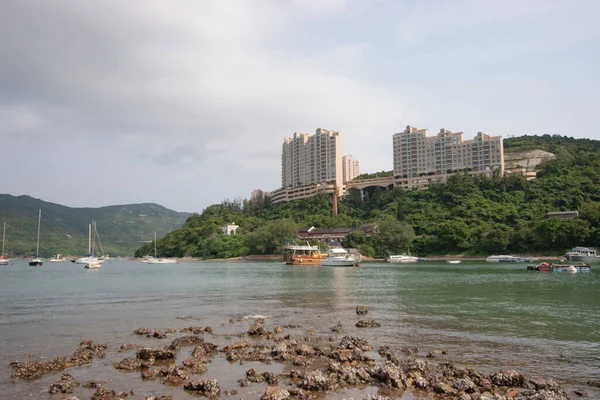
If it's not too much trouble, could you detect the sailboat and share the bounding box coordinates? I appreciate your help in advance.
[74,223,94,264]
[84,221,102,269]
[0,222,9,266]
[147,232,177,264]
[29,210,43,267]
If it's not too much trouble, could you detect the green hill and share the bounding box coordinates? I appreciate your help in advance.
[137,134,600,259]
[0,194,190,257]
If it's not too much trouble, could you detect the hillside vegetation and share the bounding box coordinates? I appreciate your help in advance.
[0,195,190,257]
[136,134,600,259]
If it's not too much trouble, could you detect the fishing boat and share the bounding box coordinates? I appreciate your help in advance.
[50,254,65,262]
[446,260,462,264]
[29,209,43,267]
[564,247,600,263]
[0,222,8,266]
[283,243,326,265]
[147,232,178,264]
[321,244,360,267]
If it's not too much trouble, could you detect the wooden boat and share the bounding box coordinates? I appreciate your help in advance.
[283,244,326,265]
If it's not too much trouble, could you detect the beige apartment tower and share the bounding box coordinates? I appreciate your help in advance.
[342,154,360,183]
[281,128,343,190]
[392,126,504,189]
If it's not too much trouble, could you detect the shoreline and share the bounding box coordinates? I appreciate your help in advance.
[8,312,597,399]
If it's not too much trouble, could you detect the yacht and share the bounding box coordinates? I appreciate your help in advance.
[485,255,520,263]
[50,254,65,262]
[0,222,9,266]
[321,246,360,267]
[564,247,600,263]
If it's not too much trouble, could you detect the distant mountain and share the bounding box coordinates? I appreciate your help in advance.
[0,194,191,257]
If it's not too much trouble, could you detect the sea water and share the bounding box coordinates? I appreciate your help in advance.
[0,260,598,399]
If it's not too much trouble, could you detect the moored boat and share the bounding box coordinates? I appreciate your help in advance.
[564,247,600,263]
[284,243,326,265]
[321,245,360,267]
[29,209,43,267]
[387,254,418,263]
[446,260,461,264]
[0,222,8,266]
[527,262,590,272]
[485,255,520,263]
[50,254,65,262]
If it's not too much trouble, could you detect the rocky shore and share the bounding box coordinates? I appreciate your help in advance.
[9,307,597,399]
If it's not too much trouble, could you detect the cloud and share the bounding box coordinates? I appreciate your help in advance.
[0,0,597,212]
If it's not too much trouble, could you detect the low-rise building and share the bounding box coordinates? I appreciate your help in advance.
[220,223,239,235]
[298,225,376,243]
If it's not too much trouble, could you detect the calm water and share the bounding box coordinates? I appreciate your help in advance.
[0,259,598,399]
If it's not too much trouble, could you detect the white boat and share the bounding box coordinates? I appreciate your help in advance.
[566,265,578,273]
[446,260,462,264]
[0,222,9,266]
[485,255,520,263]
[387,254,419,263]
[564,247,600,263]
[147,232,178,264]
[50,254,65,262]
[321,246,360,267]
[29,209,43,267]
[83,221,104,269]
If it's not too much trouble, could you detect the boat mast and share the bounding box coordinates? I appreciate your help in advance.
[88,223,92,255]
[154,232,157,258]
[91,221,96,257]
[35,209,41,258]
[1,221,5,257]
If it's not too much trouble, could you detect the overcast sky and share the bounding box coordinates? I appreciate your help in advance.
[1,0,598,213]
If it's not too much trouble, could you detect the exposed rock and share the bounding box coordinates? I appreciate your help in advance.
[574,389,592,397]
[274,326,285,334]
[48,373,80,394]
[337,336,373,351]
[91,387,116,400]
[135,327,152,335]
[182,358,208,374]
[83,380,108,388]
[136,348,175,360]
[530,379,560,391]
[248,318,269,336]
[162,375,184,386]
[152,330,167,339]
[356,320,381,328]
[434,382,458,395]
[245,368,265,383]
[263,371,279,385]
[356,305,369,315]
[516,389,569,400]
[299,370,330,391]
[400,346,419,355]
[331,322,344,332]
[414,376,428,389]
[114,357,143,370]
[180,326,205,334]
[490,370,526,387]
[141,396,173,400]
[372,362,405,388]
[141,369,159,379]
[168,335,205,351]
[184,378,220,396]
[118,344,136,352]
[222,340,248,352]
[452,377,477,393]
[586,380,600,388]
[261,385,290,400]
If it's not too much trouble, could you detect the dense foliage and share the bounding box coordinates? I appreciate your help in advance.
[0,195,190,257]
[353,170,393,180]
[137,135,600,259]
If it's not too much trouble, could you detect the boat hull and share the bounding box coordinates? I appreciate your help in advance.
[286,257,322,266]
[321,256,360,267]
[29,259,43,267]
[0,259,9,266]
[564,254,600,263]
[147,258,178,264]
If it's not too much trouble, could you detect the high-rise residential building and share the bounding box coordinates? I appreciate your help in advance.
[392,125,504,189]
[274,128,344,203]
[342,154,360,183]
[281,128,343,189]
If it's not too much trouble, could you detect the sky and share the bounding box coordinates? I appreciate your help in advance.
[1,0,598,213]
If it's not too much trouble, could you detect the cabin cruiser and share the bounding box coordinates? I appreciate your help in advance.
[564,247,600,263]
[321,246,360,267]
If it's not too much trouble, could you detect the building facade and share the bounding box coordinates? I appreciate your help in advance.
[276,128,345,203]
[392,126,504,190]
[342,154,360,183]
